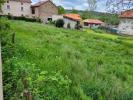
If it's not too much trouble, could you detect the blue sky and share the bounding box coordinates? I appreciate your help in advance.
[32,0,107,12]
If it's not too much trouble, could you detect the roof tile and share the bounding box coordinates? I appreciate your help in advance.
[120,10,133,18]
[83,19,104,24]
[63,14,81,21]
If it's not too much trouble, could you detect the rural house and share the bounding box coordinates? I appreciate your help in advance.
[63,14,81,29]
[1,0,32,17]
[83,19,105,28]
[1,0,58,22]
[118,9,133,35]
[31,0,58,22]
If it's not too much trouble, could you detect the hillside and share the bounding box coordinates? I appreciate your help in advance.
[3,20,133,100]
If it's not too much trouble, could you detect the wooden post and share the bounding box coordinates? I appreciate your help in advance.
[0,43,3,100]
[12,33,15,44]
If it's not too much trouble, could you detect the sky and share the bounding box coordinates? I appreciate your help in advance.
[32,0,107,12]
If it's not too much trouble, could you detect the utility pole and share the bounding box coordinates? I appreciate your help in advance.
[0,43,3,100]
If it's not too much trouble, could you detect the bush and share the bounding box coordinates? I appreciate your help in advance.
[0,17,11,46]
[0,15,41,23]
[55,19,64,28]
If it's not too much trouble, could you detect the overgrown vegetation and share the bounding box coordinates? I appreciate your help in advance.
[0,15,41,23]
[81,11,120,25]
[58,6,66,15]
[55,19,64,28]
[3,20,133,100]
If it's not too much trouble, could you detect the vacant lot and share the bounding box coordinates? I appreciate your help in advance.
[3,20,133,100]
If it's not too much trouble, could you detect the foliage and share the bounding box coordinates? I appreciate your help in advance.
[106,0,133,13]
[58,6,66,15]
[71,9,78,14]
[3,20,133,100]
[81,10,90,20]
[4,58,71,100]
[0,15,41,23]
[0,0,4,9]
[99,14,120,25]
[0,18,11,45]
[0,18,14,59]
[81,11,120,25]
[87,0,97,11]
[55,19,64,28]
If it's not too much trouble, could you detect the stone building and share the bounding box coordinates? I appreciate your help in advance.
[1,0,32,17]
[63,14,81,29]
[31,0,58,22]
[1,0,58,22]
[118,9,133,35]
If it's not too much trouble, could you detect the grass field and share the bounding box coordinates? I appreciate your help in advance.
[4,20,133,100]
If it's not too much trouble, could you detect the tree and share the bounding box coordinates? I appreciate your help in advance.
[81,10,90,19]
[71,8,78,14]
[58,6,66,15]
[87,0,97,11]
[55,19,64,28]
[0,0,4,12]
[106,0,133,13]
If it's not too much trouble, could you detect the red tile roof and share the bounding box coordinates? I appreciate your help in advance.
[83,19,104,24]
[119,10,133,18]
[63,14,81,21]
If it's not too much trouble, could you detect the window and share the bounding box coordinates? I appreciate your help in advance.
[21,7,23,11]
[47,17,52,21]
[32,8,35,14]
[7,5,10,10]
[84,22,88,26]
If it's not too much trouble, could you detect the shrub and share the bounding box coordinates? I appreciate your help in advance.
[0,15,41,23]
[0,17,11,46]
[55,19,64,28]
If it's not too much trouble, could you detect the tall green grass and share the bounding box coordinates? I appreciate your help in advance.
[3,20,133,100]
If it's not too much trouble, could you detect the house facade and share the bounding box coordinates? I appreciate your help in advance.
[63,14,81,29]
[1,0,58,22]
[118,10,133,35]
[83,19,105,28]
[1,0,32,17]
[31,0,58,22]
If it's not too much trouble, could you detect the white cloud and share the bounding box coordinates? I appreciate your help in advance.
[32,0,107,12]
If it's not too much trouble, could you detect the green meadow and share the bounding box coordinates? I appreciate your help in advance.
[3,20,133,100]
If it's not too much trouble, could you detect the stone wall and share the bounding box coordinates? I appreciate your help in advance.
[118,18,133,35]
[2,1,31,17]
[34,1,58,22]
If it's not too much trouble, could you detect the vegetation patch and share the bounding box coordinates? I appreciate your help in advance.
[3,20,133,100]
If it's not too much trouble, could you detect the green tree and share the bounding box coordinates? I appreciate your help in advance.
[0,0,4,12]
[71,9,78,14]
[81,10,94,19]
[58,6,66,15]
[87,0,97,11]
